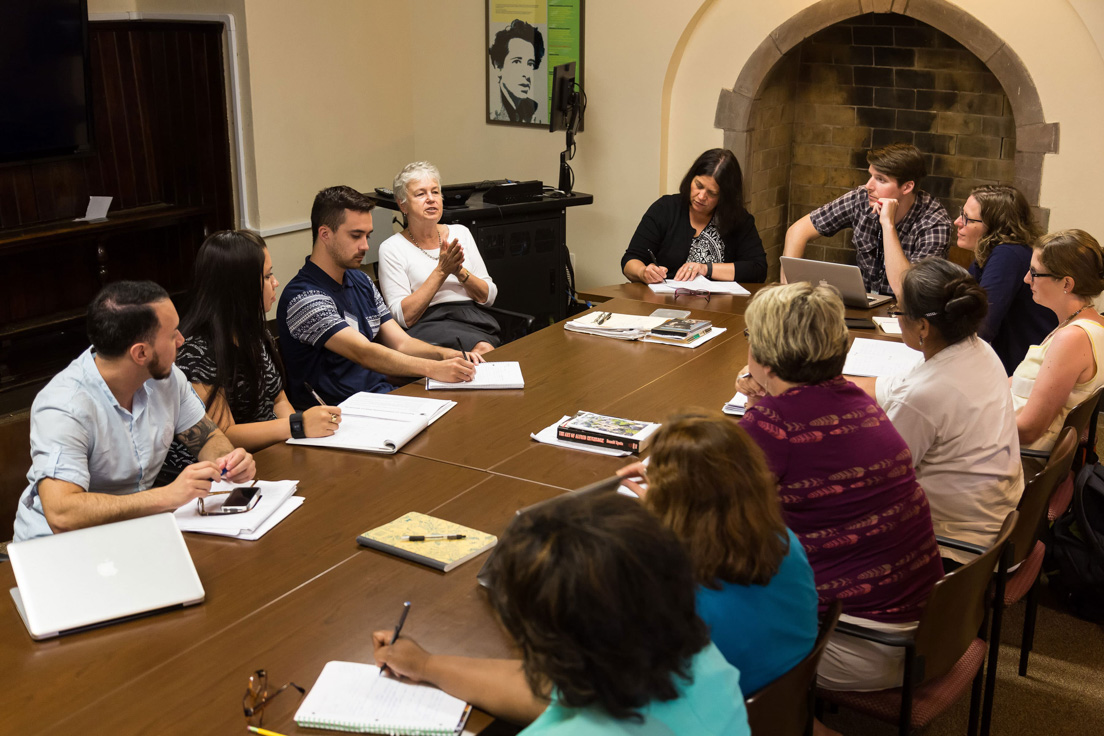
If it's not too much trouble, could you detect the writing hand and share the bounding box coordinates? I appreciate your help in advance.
[641,263,668,283]
[304,405,342,437]
[372,630,431,682]
[428,356,476,383]
[615,460,649,499]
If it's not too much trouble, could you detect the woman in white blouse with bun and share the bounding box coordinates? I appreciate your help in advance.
[378,162,501,355]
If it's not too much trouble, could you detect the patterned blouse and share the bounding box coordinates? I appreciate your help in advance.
[740,377,943,623]
[686,219,725,264]
[162,335,283,476]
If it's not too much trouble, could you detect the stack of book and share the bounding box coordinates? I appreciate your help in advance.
[644,317,712,345]
[555,411,661,454]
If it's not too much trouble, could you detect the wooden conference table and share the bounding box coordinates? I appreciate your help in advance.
[0,288,903,735]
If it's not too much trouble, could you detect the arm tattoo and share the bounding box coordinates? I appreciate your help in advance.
[178,416,218,456]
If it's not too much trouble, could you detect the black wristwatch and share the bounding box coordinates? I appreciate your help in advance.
[289,412,306,439]
[706,262,714,279]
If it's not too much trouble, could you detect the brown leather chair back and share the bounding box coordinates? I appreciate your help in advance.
[912,511,1017,682]
[0,411,32,542]
[1012,426,1077,567]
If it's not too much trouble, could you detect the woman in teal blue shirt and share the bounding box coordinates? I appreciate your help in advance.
[618,410,819,695]
[373,492,751,735]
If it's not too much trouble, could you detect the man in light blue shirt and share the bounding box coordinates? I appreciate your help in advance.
[14,281,255,542]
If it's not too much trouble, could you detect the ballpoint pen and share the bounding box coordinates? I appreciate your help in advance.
[402,534,467,541]
[380,601,412,677]
[304,381,339,423]
[455,337,469,362]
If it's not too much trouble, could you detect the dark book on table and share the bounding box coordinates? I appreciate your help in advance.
[555,411,661,454]
[650,317,712,337]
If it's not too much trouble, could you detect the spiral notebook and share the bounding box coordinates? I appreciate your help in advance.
[294,660,471,734]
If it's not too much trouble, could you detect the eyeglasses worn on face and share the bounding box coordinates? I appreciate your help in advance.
[959,209,983,226]
[1028,268,1060,283]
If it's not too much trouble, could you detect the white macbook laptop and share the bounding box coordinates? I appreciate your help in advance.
[780,256,894,309]
[8,513,205,640]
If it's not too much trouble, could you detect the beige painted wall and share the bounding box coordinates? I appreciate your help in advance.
[86,0,1104,299]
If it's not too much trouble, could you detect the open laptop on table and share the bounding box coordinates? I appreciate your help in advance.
[780,256,894,309]
[8,513,205,640]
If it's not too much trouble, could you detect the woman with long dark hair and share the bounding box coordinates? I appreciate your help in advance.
[162,230,341,477]
[621,148,766,284]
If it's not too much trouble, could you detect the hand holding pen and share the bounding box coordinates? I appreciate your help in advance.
[640,248,668,284]
[377,601,412,678]
[302,382,342,436]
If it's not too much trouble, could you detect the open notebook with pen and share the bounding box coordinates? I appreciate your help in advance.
[294,660,471,734]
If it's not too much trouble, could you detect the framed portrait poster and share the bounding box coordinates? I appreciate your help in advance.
[486,0,583,128]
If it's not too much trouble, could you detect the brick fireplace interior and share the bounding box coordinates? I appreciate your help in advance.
[745,13,1020,281]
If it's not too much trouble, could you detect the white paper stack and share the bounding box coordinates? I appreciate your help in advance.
[564,312,669,340]
[287,393,456,454]
[843,337,923,377]
[174,479,301,540]
[722,392,749,416]
[427,361,524,390]
[872,316,903,335]
[648,275,751,296]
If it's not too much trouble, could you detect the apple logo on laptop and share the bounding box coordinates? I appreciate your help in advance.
[819,279,829,287]
[97,559,119,577]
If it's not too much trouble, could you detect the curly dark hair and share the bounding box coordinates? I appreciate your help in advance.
[488,19,545,70]
[678,148,748,233]
[485,492,710,722]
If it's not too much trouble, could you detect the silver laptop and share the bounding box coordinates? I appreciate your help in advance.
[8,513,205,640]
[780,257,894,309]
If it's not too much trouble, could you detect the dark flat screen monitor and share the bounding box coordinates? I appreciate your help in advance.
[549,61,577,133]
[0,0,94,164]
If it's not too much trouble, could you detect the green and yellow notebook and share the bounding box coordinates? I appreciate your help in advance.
[356,513,497,572]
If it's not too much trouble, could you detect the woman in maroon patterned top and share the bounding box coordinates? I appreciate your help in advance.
[736,282,943,696]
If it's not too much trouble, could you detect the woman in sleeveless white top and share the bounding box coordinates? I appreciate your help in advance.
[1011,230,1104,452]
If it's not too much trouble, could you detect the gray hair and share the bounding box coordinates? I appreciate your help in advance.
[393,161,442,205]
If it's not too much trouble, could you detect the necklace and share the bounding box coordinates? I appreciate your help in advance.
[1060,304,1091,329]
[1047,304,1092,342]
[405,228,442,260]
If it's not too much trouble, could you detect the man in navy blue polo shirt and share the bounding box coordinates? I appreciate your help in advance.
[277,186,479,408]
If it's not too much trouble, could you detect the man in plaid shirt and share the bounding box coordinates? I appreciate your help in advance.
[782,144,952,297]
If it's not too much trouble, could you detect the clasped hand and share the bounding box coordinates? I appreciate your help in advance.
[436,238,465,277]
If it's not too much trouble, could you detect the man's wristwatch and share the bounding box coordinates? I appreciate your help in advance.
[289,412,306,439]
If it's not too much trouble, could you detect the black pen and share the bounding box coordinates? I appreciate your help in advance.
[647,249,658,265]
[304,381,325,406]
[380,601,412,677]
[454,337,469,362]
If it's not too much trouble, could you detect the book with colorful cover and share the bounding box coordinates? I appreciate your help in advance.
[650,317,712,337]
[356,512,497,572]
[555,411,661,454]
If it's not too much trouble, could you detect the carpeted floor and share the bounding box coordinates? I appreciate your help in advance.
[821,571,1104,735]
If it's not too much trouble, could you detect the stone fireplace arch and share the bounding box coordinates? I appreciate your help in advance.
[714,0,1057,224]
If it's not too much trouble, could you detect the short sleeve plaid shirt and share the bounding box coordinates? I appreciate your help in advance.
[809,187,953,295]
